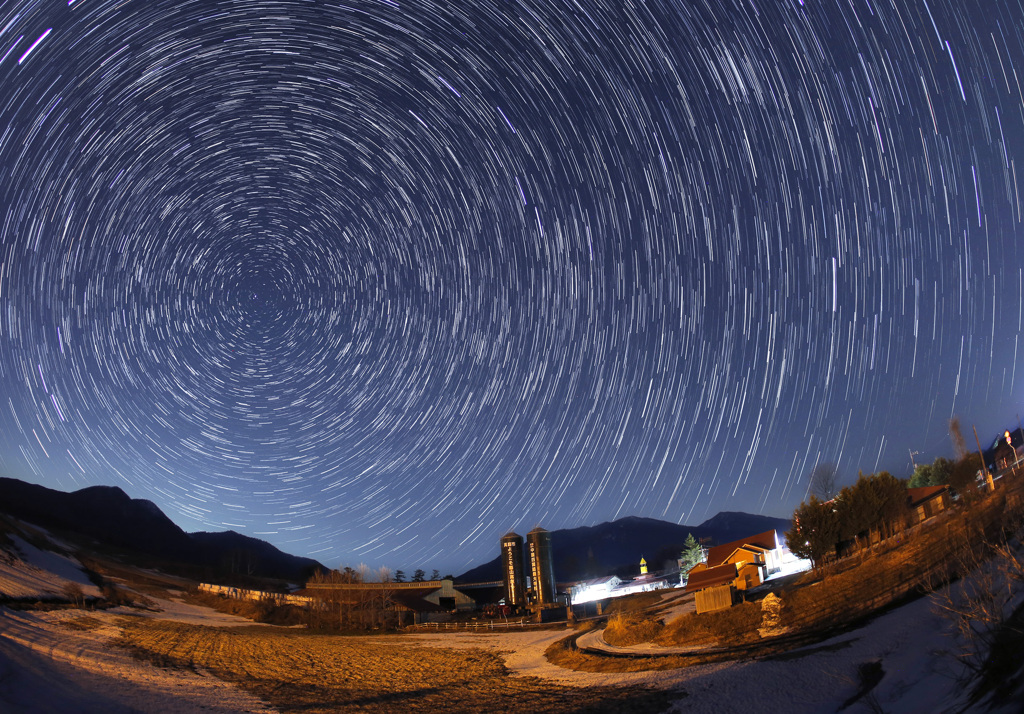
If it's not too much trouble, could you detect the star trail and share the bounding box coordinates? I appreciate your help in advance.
[0,0,1022,574]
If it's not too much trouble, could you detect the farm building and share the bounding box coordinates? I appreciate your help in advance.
[704,529,783,578]
[992,429,1024,474]
[569,575,622,605]
[302,578,476,625]
[685,563,741,613]
[906,485,951,525]
[684,530,784,614]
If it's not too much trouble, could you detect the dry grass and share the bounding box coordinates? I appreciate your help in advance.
[182,589,306,626]
[59,615,104,631]
[776,486,1023,635]
[603,612,663,647]
[116,618,677,713]
[657,601,762,648]
[597,591,683,646]
[545,625,804,673]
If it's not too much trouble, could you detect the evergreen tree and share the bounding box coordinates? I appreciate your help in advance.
[909,456,953,488]
[394,570,406,583]
[869,471,909,536]
[412,568,425,582]
[679,533,705,573]
[836,474,873,543]
[785,495,840,570]
[835,470,908,544]
[931,457,953,486]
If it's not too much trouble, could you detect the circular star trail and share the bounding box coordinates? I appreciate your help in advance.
[0,0,1022,573]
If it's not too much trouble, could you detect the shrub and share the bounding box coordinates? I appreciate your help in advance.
[61,582,85,607]
[603,612,662,646]
[659,601,761,647]
[101,583,135,607]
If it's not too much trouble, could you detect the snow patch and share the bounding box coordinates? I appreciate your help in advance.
[0,535,101,600]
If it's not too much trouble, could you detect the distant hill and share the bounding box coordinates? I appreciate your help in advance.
[0,477,323,583]
[190,530,325,583]
[456,511,792,583]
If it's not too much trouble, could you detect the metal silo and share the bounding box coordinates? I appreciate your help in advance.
[501,531,526,607]
[526,526,556,605]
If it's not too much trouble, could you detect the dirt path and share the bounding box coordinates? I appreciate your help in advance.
[573,627,704,657]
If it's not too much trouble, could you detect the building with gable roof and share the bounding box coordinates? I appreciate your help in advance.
[906,485,951,525]
[684,529,784,613]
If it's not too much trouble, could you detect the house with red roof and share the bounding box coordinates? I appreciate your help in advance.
[906,485,951,526]
[684,529,784,613]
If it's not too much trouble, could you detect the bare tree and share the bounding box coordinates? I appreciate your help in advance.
[357,563,371,582]
[930,524,1024,685]
[306,565,404,631]
[62,582,85,608]
[950,417,968,460]
[810,462,840,501]
[375,567,396,629]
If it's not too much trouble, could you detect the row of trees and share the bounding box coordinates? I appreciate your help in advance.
[785,470,910,569]
[908,454,983,493]
[305,566,399,630]
[394,568,449,582]
[304,564,456,630]
[790,415,990,571]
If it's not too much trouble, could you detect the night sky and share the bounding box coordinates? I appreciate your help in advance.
[1,0,1022,575]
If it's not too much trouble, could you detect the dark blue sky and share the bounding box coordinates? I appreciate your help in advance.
[0,0,1022,575]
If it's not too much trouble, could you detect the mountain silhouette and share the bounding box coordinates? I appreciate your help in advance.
[0,477,322,582]
[457,511,792,583]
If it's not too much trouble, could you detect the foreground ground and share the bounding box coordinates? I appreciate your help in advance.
[2,592,677,713]
[3,499,1024,712]
[2,579,1022,713]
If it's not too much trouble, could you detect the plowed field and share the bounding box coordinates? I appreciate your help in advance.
[117,620,676,713]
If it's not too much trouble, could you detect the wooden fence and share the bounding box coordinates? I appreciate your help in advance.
[408,619,558,631]
[198,582,311,607]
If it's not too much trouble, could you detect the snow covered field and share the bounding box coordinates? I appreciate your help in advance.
[0,533,101,601]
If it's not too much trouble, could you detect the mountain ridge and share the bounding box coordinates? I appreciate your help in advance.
[0,477,323,582]
[457,511,792,583]
[0,476,791,586]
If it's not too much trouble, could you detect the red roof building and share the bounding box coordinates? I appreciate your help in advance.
[906,485,951,525]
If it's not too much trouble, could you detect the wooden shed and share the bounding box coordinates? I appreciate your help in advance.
[685,562,740,614]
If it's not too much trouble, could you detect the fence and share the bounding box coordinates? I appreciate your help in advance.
[408,619,557,631]
[198,582,311,607]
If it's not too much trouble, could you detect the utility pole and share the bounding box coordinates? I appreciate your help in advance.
[973,425,995,492]
[1018,415,1023,474]
[909,449,919,471]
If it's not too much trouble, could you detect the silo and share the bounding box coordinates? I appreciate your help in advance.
[526,527,556,605]
[501,531,526,607]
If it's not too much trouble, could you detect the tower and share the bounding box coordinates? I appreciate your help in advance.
[640,556,648,575]
[526,526,556,605]
[501,531,526,607]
